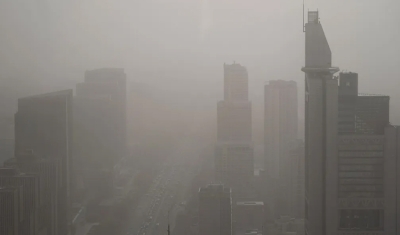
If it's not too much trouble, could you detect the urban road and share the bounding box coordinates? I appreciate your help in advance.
[121,160,195,235]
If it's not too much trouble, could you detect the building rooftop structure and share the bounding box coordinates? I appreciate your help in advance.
[236,201,264,206]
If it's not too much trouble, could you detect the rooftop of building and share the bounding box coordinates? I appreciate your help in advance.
[86,68,125,73]
[266,80,297,86]
[0,186,19,192]
[236,201,264,206]
[18,89,73,102]
[0,167,19,176]
[358,93,389,97]
[215,141,254,146]
[244,229,262,235]
[224,62,246,68]
[199,183,231,194]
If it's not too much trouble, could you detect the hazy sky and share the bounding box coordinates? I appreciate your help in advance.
[1,0,399,122]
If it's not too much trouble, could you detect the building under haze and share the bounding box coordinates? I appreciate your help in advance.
[0,186,22,235]
[13,89,73,235]
[234,201,264,235]
[74,68,127,167]
[288,140,305,219]
[215,63,254,191]
[264,80,298,216]
[74,68,127,201]
[302,11,340,235]
[199,184,232,235]
[302,11,400,235]
[0,168,40,235]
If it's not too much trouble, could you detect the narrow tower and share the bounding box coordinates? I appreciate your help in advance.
[301,11,339,235]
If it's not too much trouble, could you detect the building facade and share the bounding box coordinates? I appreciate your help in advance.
[234,201,264,234]
[0,168,40,235]
[264,80,298,216]
[302,11,340,235]
[74,68,127,202]
[215,63,254,191]
[264,80,298,179]
[199,184,232,235]
[14,89,73,235]
[303,11,399,235]
[289,140,305,219]
[0,186,22,235]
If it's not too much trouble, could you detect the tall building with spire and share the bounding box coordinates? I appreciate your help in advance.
[302,11,339,235]
[302,11,400,235]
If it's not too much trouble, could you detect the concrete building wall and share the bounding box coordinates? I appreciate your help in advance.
[199,184,232,235]
[304,75,324,235]
[234,201,264,233]
[218,101,252,142]
[264,80,298,216]
[0,187,20,235]
[14,90,72,235]
[264,80,298,180]
[215,143,254,187]
[224,63,248,102]
[325,78,339,235]
[384,126,398,234]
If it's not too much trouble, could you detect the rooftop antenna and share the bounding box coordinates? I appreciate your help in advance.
[302,0,305,32]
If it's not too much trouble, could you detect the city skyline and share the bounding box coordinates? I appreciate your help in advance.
[1,2,400,235]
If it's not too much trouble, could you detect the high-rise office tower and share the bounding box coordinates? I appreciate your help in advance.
[301,11,339,235]
[74,68,127,168]
[336,72,399,234]
[215,63,254,190]
[6,153,62,235]
[264,80,298,178]
[303,12,399,234]
[199,184,232,235]
[264,80,298,216]
[224,63,249,101]
[14,90,73,235]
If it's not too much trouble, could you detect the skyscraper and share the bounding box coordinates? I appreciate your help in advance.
[303,12,399,235]
[74,68,127,167]
[199,184,232,235]
[302,11,339,235]
[264,80,298,216]
[215,63,253,190]
[14,89,73,235]
[336,73,398,234]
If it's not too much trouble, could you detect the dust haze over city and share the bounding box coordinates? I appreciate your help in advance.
[0,0,400,235]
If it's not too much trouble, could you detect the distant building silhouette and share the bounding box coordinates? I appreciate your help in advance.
[264,80,298,216]
[301,10,340,235]
[74,68,127,201]
[75,68,127,167]
[215,63,254,191]
[234,201,264,234]
[13,89,73,235]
